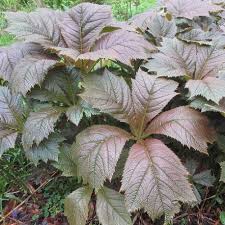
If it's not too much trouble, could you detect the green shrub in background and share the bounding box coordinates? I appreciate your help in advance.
[0,0,156,19]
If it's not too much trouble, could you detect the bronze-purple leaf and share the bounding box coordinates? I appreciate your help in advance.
[5,9,66,47]
[130,10,157,31]
[146,38,225,103]
[146,38,225,79]
[73,125,131,190]
[131,69,178,137]
[121,138,196,222]
[61,3,112,53]
[186,77,225,104]
[78,30,156,66]
[10,55,60,95]
[80,69,133,124]
[145,106,215,153]
[0,43,41,82]
[161,0,222,19]
[0,123,18,157]
[0,86,23,156]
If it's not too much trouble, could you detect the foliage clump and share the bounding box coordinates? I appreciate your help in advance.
[1,0,225,224]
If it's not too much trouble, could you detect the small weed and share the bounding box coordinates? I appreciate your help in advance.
[0,33,15,46]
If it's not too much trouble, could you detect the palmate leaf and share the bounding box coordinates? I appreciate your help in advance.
[96,186,132,225]
[131,69,178,136]
[0,43,41,82]
[161,0,222,19]
[61,3,112,53]
[220,161,225,183]
[146,38,225,103]
[73,125,131,190]
[10,56,59,95]
[146,38,225,79]
[22,107,63,149]
[24,133,64,165]
[145,106,215,153]
[5,8,66,47]
[78,30,155,66]
[121,139,196,222]
[81,69,133,124]
[65,186,93,225]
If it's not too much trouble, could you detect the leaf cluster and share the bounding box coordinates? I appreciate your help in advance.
[1,0,225,224]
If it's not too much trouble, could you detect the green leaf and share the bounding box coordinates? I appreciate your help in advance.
[22,107,63,149]
[24,133,64,165]
[217,134,225,153]
[220,161,225,183]
[43,67,81,105]
[220,211,225,225]
[193,170,215,187]
[66,100,99,126]
[65,186,92,225]
[192,185,202,204]
[96,186,132,225]
[54,144,78,177]
[66,105,83,126]
[185,159,198,176]
[190,97,225,115]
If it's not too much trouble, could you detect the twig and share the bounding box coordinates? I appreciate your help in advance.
[0,171,58,223]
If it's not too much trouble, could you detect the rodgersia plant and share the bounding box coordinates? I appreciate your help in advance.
[0,0,225,224]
